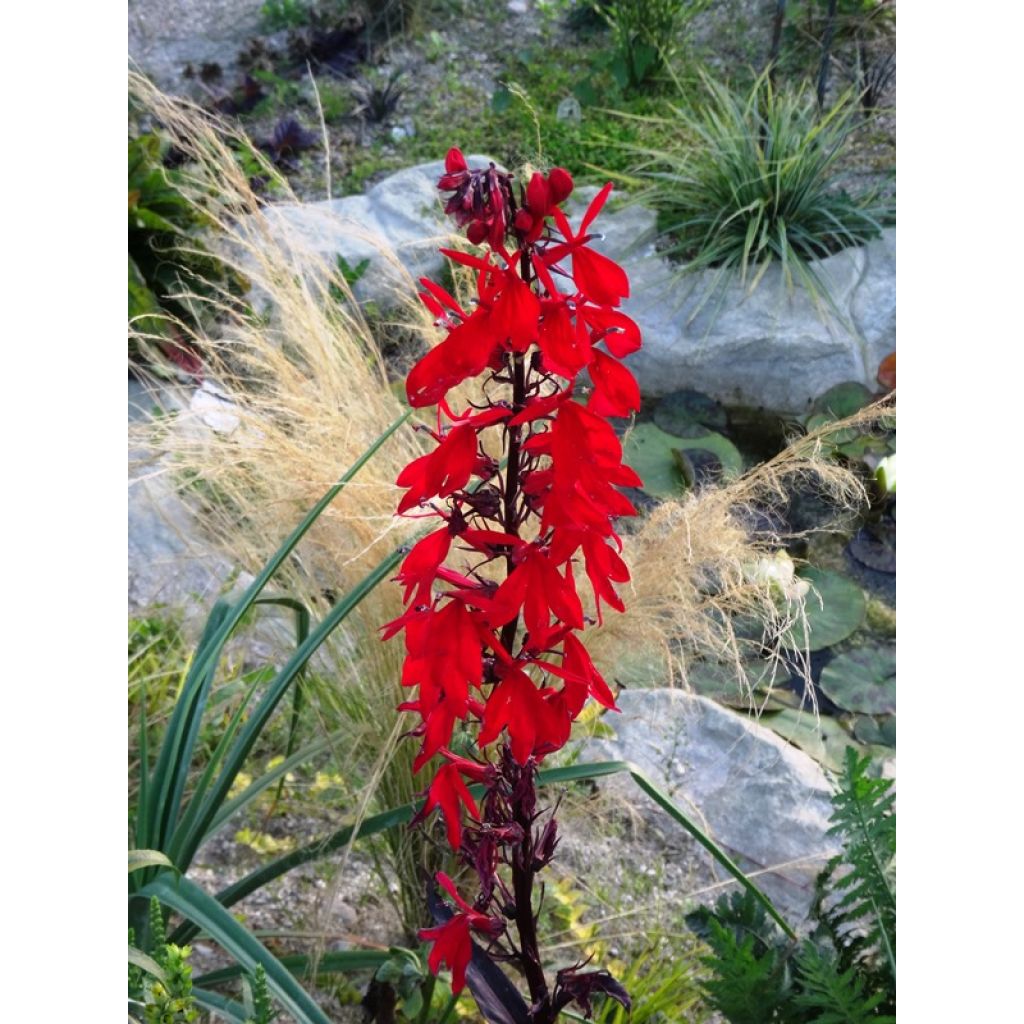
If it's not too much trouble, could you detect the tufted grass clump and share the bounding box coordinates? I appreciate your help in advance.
[627,71,892,307]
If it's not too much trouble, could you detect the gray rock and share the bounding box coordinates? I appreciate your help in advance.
[567,187,895,412]
[128,378,232,616]
[585,689,840,920]
[255,155,499,307]
[129,0,266,94]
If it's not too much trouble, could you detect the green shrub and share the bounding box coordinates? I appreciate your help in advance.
[631,72,890,307]
[591,0,710,91]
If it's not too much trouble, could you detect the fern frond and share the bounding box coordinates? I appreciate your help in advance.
[794,942,894,1024]
[697,908,794,1023]
[824,749,896,984]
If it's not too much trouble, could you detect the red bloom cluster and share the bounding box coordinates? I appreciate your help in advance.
[384,148,642,1004]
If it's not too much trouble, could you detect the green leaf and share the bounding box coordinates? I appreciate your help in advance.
[192,988,250,1024]
[128,945,167,982]
[852,714,895,748]
[622,423,685,498]
[819,646,896,715]
[782,568,866,651]
[128,849,176,874]
[140,873,333,1024]
[761,709,863,772]
[195,949,389,987]
[810,382,875,420]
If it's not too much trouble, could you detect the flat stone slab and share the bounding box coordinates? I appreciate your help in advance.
[586,689,841,921]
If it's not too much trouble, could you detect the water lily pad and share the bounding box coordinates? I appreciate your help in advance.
[819,645,895,714]
[762,708,862,772]
[622,423,685,498]
[852,713,896,748]
[847,526,896,574]
[671,423,744,478]
[654,389,728,434]
[782,567,866,651]
[687,659,788,709]
[810,382,875,419]
[623,423,743,497]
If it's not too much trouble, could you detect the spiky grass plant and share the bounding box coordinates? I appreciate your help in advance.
[626,72,891,310]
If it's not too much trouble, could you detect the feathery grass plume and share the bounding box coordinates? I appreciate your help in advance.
[128,72,452,941]
[586,395,895,707]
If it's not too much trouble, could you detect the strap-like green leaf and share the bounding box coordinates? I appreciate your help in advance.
[127,945,166,982]
[128,849,175,874]
[192,987,250,1024]
[195,949,389,987]
[140,873,333,1024]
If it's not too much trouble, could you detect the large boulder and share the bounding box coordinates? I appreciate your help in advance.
[253,156,499,307]
[129,0,266,94]
[128,378,232,616]
[566,187,895,412]
[585,689,841,921]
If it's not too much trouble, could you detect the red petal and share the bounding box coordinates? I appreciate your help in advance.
[445,147,468,173]
[580,181,613,234]
[573,247,629,307]
[588,350,640,416]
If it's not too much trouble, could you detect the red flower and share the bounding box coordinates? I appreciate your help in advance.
[544,184,630,307]
[396,424,479,513]
[587,349,641,417]
[478,666,571,764]
[413,761,481,848]
[419,873,502,993]
[487,545,584,648]
[394,527,453,606]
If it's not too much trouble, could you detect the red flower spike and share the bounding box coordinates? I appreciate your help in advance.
[392,142,640,1013]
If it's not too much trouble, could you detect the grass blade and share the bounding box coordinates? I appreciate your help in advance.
[195,949,390,987]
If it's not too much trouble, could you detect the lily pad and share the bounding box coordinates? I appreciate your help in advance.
[762,708,863,773]
[819,645,895,714]
[847,526,896,574]
[687,659,791,709]
[622,423,685,498]
[654,388,728,434]
[670,422,744,477]
[810,382,874,419]
[852,713,896,748]
[782,567,866,652]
